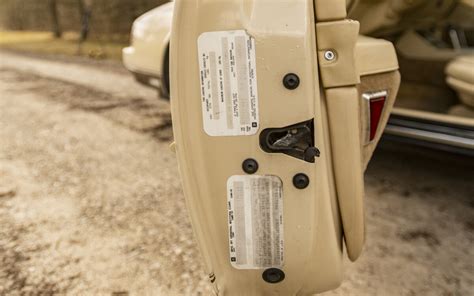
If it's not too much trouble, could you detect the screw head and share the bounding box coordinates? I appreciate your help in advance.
[262,268,285,284]
[293,173,309,189]
[324,50,335,61]
[283,73,300,90]
[242,158,259,174]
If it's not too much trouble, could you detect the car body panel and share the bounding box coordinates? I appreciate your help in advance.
[169,0,400,293]
[170,1,343,293]
[122,2,173,82]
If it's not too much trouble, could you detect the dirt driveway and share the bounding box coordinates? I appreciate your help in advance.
[0,50,473,296]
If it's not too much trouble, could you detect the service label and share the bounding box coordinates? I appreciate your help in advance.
[227,175,284,269]
[198,30,259,136]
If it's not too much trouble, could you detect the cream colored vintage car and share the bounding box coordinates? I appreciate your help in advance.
[122,2,173,97]
[123,0,474,154]
[125,0,473,294]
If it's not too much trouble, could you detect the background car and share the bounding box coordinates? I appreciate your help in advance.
[123,0,474,154]
[122,1,173,98]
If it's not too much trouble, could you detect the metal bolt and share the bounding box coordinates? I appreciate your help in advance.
[242,158,259,174]
[283,73,300,90]
[324,50,335,61]
[262,268,285,284]
[293,173,309,189]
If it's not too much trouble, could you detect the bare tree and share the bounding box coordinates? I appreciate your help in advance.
[78,0,93,42]
[49,0,62,38]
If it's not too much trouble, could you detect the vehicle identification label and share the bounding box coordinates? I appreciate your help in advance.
[198,30,259,136]
[227,175,283,269]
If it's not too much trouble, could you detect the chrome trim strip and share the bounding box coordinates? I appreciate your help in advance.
[385,125,474,150]
[362,90,389,101]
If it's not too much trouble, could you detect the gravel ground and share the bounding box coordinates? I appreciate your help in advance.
[0,50,473,295]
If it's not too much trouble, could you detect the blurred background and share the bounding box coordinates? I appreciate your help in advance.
[0,1,473,296]
[0,0,169,60]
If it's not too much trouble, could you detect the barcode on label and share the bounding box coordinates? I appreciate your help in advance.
[227,175,283,269]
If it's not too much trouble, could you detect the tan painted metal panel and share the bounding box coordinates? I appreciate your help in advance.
[314,0,347,21]
[170,0,343,294]
[170,0,400,293]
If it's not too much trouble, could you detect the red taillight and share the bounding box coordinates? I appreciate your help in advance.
[363,91,388,143]
[369,96,386,141]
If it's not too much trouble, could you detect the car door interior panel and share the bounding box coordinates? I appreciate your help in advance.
[170,0,400,294]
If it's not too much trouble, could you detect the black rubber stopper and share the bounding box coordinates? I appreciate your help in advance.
[242,158,259,174]
[293,173,309,189]
[262,268,285,284]
[283,73,300,90]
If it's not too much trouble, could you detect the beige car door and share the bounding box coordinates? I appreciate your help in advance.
[169,0,400,294]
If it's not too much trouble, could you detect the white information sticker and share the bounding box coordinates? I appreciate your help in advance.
[198,30,259,136]
[227,175,284,269]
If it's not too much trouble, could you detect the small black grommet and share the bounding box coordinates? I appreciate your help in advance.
[242,158,259,174]
[283,73,300,90]
[293,173,309,189]
[262,268,285,284]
